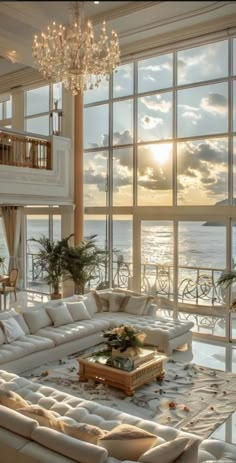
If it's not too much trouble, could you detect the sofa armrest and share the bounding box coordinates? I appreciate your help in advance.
[146,304,157,319]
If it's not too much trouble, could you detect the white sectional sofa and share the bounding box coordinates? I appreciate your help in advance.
[0,289,234,462]
[0,369,235,463]
[0,289,194,373]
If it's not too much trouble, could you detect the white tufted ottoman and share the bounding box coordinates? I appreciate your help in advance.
[95,313,194,355]
[140,317,194,355]
[121,317,194,355]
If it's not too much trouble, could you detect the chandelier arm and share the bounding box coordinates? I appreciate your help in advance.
[32,1,120,94]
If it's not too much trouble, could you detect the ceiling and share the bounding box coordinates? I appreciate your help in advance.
[0,1,236,77]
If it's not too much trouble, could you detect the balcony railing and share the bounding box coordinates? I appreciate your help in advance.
[0,128,51,170]
[26,252,225,306]
[141,262,225,307]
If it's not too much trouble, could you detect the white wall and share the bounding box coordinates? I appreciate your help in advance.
[0,135,73,206]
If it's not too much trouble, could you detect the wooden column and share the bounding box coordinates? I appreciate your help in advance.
[74,91,83,245]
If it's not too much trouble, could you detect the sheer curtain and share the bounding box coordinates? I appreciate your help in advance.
[1,206,22,271]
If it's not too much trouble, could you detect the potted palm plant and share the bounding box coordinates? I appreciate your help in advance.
[217,270,236,311]
[61,234,106,294]
[30,235,70,299]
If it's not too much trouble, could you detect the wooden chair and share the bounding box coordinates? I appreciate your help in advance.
[0,268,18,306]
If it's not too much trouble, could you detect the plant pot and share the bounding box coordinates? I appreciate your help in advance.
[112,347,139,358]
[51,293,62,300]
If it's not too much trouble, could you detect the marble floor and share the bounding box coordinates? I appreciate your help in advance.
[2,289,236,447]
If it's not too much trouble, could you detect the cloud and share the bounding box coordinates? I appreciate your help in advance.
[200,93,227,115]
[182,111,202,121]
[139,61,172,72]
[177,139,228,198]
[141,115,163,129]
[178,140,226,177]
[112,130,133,146]
[83,170,106,192]
[137,145,172,191]
[141,96,171,113]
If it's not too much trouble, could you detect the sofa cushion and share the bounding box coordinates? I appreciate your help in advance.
[36,318,110,346]
[83,292,99,317]
[0,389,29,410]
[0,318,25,343]
[46,305,73,327]
[23,309,52,334]
[65,301,91,321]
[0,404,38,438]
[0,334,54,365]
[138,437,190,463]
[98,424,157,460]
[18,405,62,430]
[32,426,108,463]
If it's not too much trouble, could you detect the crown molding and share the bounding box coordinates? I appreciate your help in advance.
[121,12,236,59]
[118,1,232,40]
[0,67,45,93]
[91,1,157,24]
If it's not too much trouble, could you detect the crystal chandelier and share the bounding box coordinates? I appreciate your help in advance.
[32,1,120,95]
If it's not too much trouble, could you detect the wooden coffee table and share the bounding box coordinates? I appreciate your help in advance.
[78,352,166,396]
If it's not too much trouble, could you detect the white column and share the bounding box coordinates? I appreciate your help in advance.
[11,89,24,131]
[61,205,75,297]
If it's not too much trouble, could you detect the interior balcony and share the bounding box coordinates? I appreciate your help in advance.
[0,127,72,206]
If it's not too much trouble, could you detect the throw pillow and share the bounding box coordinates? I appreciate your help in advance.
[0,327,5,345]
[173,438,200,463]
[61,421,107,445]
[108,292,127,312]
[18,405,62,431]
[93,291,110,312]
[0,317,25,343]
[14,313,30,334]
[0,308,17,320]
[23,309,52,334]
[98,424,157,460]
[66,301,91,322]
[0,404,38,439]
[0,389,29,410]
[32,426,108,463]
[83,292,99,317]
[121,295,149,316]
[138,437,190,463]
[142,296,155,315]
[47,305,73,327]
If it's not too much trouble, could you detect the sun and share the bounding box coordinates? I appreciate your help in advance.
[151,144,171,165]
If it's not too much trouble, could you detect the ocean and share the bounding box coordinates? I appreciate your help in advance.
[0,219,229,276]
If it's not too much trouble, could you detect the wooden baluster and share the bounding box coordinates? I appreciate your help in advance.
[46,142,51,169]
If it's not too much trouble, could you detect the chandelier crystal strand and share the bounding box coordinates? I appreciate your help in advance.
[32,1,120,95]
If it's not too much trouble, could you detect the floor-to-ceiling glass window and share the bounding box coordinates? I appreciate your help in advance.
[0,217,9,271]
[24,83,62,136]
[25,209,61,293]
[83,34,236,341]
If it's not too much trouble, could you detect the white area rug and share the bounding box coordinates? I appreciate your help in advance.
[22,349,236,439]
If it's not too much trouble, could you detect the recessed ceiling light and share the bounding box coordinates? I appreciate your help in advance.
[11,50,16,53]
[94,1,100,4]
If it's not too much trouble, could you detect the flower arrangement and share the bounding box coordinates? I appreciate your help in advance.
[103,324,146,353]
